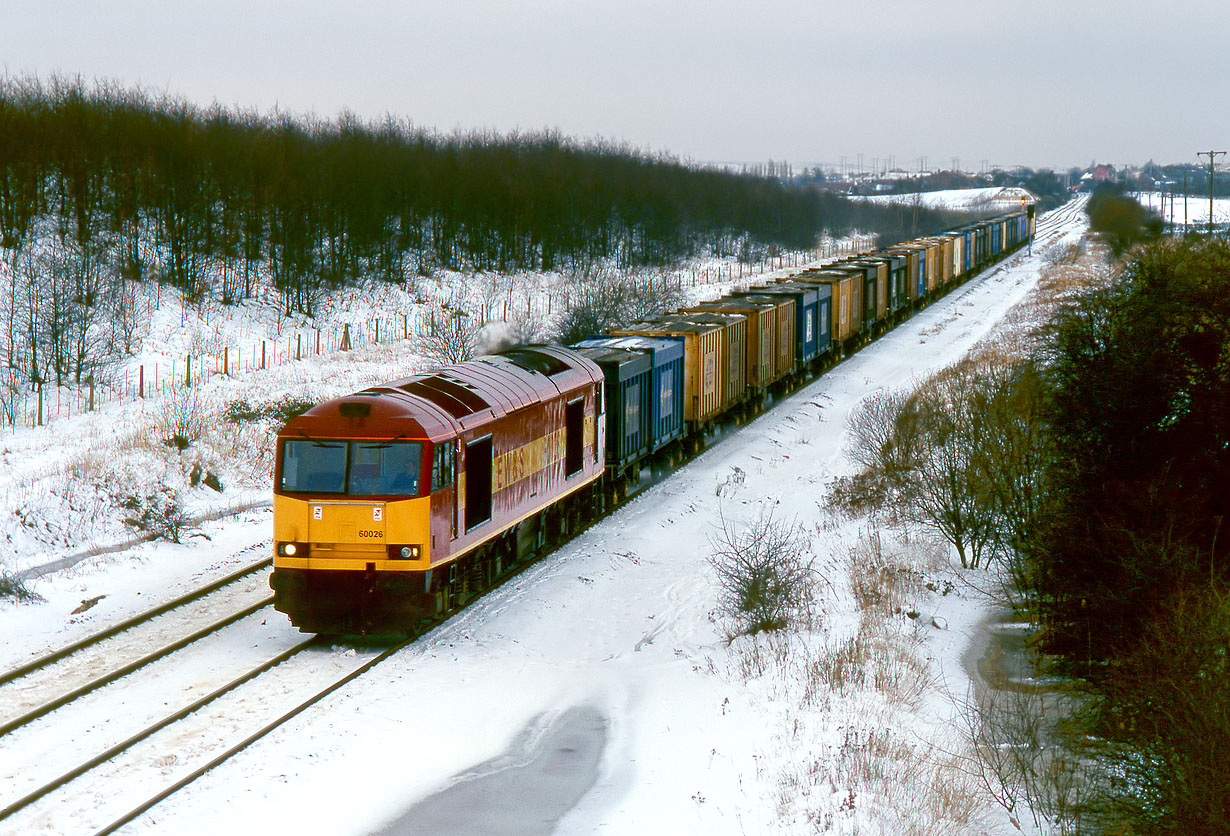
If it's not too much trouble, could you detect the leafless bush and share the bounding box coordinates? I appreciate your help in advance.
[846,389,914,473]
[416,305,483,366]
[794,723,987,835]
[157,385,208,449]
[0,570,40,603]
[729,630,795,680]
[833,360,1048,571]
[708,504,817,637]
[120,485,191,543]
[848,531,920,617]
[806,621,935,712]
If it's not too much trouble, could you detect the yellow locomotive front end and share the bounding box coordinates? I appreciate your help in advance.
[271,416,453,633]
[274,438,433,572]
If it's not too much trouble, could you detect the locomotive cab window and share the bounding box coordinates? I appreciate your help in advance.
[431,442,455,491]
[280,440,347,493]
[279,440,423,496]
[352,441,423,496]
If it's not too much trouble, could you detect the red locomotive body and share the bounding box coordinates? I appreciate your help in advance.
[271,346,605,633]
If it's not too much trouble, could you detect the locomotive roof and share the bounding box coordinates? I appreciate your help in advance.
[279,345,602,440]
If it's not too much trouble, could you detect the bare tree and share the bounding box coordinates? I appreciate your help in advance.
[897,369,1000,569]
[836,363,1001,569]
[0,246,29,424]
[966,358,1052,589]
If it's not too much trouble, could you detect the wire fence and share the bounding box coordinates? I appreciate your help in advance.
[3,239,875,431]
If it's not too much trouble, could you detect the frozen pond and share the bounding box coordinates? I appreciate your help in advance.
[374,706,608,836]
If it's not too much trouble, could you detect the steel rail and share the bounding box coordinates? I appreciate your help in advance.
[0,636,322,822]
[0,595,274,738]
[90,636,415,836]
[0,555,272,688]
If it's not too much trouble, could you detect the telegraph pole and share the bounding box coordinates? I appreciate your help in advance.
[1197,150,1225,237]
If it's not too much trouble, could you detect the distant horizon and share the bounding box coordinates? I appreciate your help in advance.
[2,73,1204,177]
[4,1,1226,173]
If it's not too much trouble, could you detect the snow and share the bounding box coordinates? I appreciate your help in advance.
[1133,190,1230,229]
[0,195,1089,835]
[858,186,1037,213]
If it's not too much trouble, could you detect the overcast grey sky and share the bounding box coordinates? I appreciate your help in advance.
[4,0,1228,172]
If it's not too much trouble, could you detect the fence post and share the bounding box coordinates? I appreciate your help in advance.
[296,333,301,361]
[185,355,191,387]
[88,376,94,412]
[37,383,43,426]
[375,319,380,343]
[139,365,144,398]
[261,341,266,369]
[224,346,229,377]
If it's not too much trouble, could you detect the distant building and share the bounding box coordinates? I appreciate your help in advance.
[1089,164,1116,183]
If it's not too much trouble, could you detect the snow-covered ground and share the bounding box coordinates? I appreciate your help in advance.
[1133,189,1230,231]
[859,186,1036,213]
[0,196,1089,835]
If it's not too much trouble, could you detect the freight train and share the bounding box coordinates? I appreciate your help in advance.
[270,206,1036,633]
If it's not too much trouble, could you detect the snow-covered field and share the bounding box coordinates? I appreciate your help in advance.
[1133,189,1230,230]
[0,197,1089,835]
[859,186,1036,213]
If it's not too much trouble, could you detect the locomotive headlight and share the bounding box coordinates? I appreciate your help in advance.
[397,545,421,559]
[279,542,298,557]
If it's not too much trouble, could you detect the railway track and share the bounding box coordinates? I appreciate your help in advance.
[0,552,275,736]
[1031,193,1088,241]
[0,549,279,829]
[0,626,416,834]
